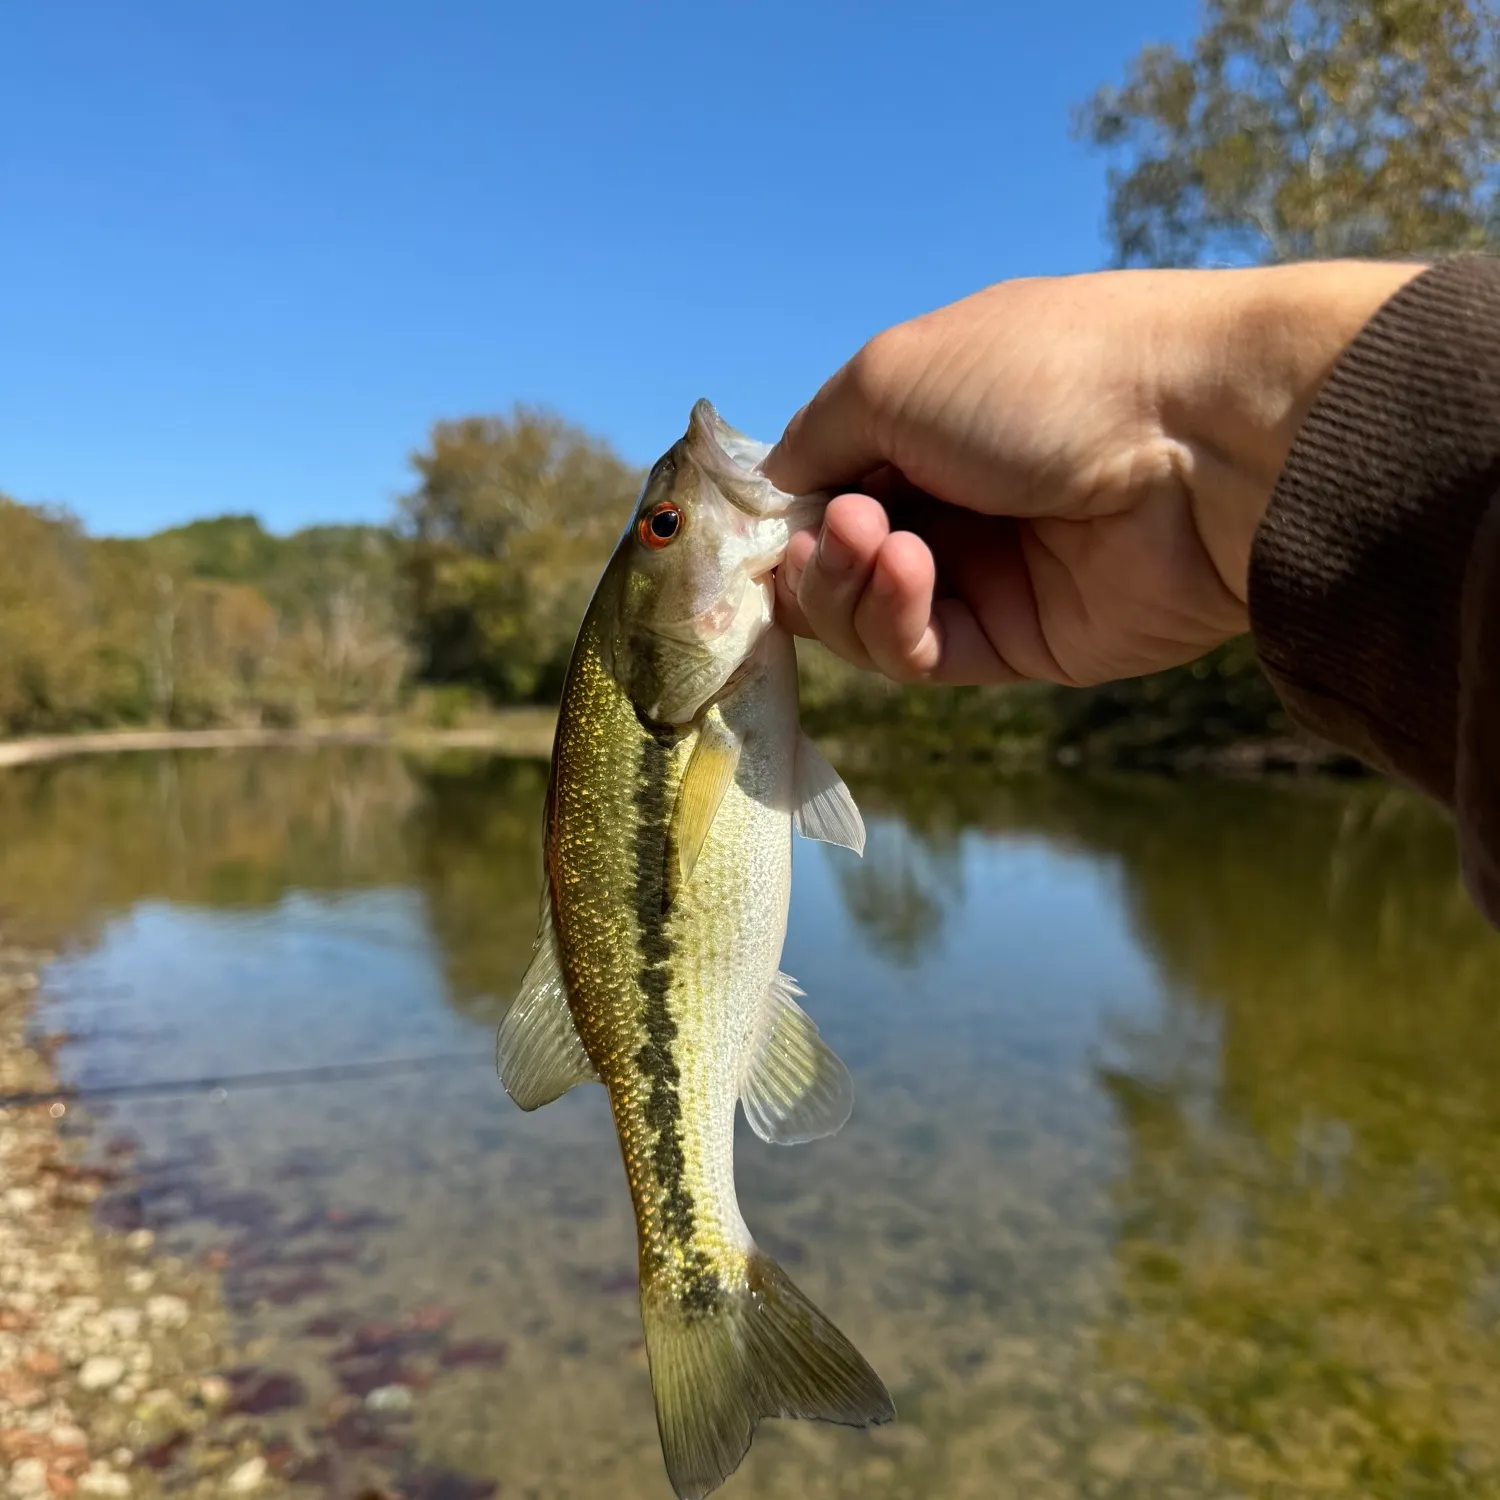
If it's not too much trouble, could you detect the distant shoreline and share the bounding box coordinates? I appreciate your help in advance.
[0,711,560,769]
[0,715,1364,782]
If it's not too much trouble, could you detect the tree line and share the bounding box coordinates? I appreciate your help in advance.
[0,499,409,733]
[3,0,1493,763]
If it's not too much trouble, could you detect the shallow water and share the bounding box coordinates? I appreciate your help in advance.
[10,747,1500,1499]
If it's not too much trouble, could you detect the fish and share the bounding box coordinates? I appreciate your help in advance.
[497,399,894,1498]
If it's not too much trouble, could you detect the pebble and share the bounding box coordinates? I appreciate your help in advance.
[0,1371,45,1407]
[57,1299,100,1333]
[78,1355,126,1391]
[78,1464,131,1497]
[5,1187,39,1213]
[227,1456,267,1492]
[102,1308,142,1340]
[145,1295,188,1330]
[123,1231,154,1255]
[1086,1430,1151,1478]
[9,1458,48,1498]
[123,1270,153,1294]
[197,1375,230,1408]
[365,1383,414,1412]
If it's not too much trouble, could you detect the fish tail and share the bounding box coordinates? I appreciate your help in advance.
[640,1252,893,1500]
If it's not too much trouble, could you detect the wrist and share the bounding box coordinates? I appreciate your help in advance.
[1165,260,1427,602]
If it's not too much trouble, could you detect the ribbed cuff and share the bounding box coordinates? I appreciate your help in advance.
[1248,255,1500,812]
[1457,497,1500,924]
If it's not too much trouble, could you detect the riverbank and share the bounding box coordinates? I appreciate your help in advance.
[0,711,1359,784]
[0,712,558,772]
[0,945,297,1499]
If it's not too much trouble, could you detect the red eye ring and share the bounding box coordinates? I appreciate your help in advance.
[637,502,682,550]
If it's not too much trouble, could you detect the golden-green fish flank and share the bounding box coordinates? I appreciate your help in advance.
[547,611,725,1308]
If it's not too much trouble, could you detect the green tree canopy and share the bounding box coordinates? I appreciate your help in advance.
[1078,0,1500,267]
[398,407,642,703]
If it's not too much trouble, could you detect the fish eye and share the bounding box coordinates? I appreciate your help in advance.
[637,502,682,550]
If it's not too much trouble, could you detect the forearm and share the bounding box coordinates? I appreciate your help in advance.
[1243,256,1500,926]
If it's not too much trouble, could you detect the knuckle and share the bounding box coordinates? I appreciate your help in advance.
[880,652,930,685]
[847,322,920,415]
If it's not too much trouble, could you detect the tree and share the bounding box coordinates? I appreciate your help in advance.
[0,496,139,731]
[398,408,642,703]
[1078,0,1500,267]
[140,517,410,722]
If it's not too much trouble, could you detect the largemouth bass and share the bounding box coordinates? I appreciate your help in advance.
[497,399,893,1498]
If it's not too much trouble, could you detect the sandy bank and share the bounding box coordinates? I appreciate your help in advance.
[0,713,558,772]
[0,946,295,1499]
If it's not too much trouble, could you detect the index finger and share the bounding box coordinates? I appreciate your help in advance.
[760,343,894,496]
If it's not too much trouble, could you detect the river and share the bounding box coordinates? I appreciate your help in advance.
[9,747,1500,1499]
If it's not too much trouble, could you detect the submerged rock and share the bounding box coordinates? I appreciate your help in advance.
[227,1455,268,1491]
[365,1383,415,1412]
[78,1355,126,1391]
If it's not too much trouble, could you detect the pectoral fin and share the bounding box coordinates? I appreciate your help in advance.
[496,895,597,1110]
[740,971,853,1145]
[671,715,742,888]
[792,733,865,855]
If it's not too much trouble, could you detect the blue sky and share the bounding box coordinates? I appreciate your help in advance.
[1,1,1199,536]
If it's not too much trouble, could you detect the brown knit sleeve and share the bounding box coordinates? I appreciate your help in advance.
[1247,255,1500,927]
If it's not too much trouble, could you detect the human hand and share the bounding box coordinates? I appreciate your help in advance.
[763,261,1423,687]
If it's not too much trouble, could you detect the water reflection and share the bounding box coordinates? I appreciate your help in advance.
[854,768,1500,1493]
[402,756,549,1025]
[1086,785,1500,1495]
[6,749,1499,1498]
[0,748,419,945]
[831,814,963,966]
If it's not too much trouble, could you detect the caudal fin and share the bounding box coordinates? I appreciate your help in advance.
[641,1254,893,1500]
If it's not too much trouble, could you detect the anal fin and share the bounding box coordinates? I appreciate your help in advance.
[740,971,853,1145]
[496,894,597,1110]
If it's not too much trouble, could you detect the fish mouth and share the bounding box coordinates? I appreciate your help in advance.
[688,398,772,478]
[685,399,827,528]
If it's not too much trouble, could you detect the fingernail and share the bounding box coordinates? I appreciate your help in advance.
[817,525,855,572]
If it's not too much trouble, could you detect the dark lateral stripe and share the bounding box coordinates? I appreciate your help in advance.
[632,724,719,1313]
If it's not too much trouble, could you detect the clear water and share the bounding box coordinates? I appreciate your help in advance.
[10,748,1500,1499]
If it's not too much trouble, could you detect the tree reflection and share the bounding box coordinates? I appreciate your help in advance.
[0,748,419,947]
[819,764,1500,1492]
[823,768,988,966]
[0,747,552,1034]
[825,816,959,967]
[402,754,548,1026]
[1070,782,1500,1495]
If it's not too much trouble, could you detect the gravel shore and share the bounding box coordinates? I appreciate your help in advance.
[0,944,285,1500]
